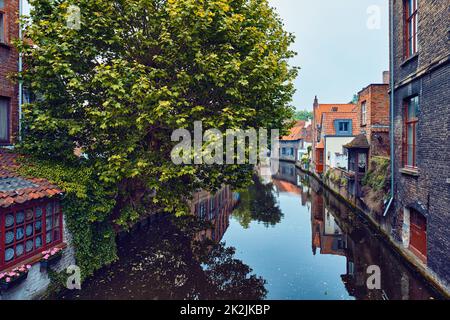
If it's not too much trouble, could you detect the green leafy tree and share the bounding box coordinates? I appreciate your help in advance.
[19,0,297,222]
[294,110,312,121]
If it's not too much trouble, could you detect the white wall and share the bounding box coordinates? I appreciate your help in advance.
[325,136,354,170]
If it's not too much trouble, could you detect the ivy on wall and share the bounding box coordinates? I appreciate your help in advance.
[16,157,118,280]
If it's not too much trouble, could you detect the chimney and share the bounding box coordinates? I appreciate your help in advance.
[313,95,318,109]
[383,71,390,84]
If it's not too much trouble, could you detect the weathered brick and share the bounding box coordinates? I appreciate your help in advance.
[390,0,450,290]
[0,0,20,145]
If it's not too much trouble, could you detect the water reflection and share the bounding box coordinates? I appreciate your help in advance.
[233,176,284,229]
[56,162,440,300]
[57,187,267,300]
[265,161,439,300]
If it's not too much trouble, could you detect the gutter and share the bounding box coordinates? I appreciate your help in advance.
[384,0,395,217]
[18,0,23,142]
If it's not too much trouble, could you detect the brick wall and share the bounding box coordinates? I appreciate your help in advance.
[391,0,450,290]
[356,84,390,159]
[0,0,19,145]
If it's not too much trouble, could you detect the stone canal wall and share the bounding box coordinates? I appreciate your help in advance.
[295,161,450,298]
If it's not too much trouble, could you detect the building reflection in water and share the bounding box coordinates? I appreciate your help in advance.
[272,161,438,300]
[190,186,239,243]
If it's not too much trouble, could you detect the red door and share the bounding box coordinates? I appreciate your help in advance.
[409,209,427,261]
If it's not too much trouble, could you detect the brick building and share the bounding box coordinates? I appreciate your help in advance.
[0,0,20,146]
[390,0,450,290]
[343,76,390,198]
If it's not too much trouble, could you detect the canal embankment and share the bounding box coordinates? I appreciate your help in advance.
[293,160,450,298]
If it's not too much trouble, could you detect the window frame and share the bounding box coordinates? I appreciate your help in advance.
[404,0,418,58]
[0,0,8,45]
[403,96,419,169]
[0,97,10,144]
[361,101,367,126]
[0,199,63,271]
[334,119,353,136]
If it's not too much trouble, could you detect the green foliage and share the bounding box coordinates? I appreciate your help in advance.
[362,156,390,192]
[16,0,297,278]
[19,0,298,219]
[16,157,118,279]
[233,175,283,228]
[294,110,313,121]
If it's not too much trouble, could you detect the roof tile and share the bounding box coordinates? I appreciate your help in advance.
[0,150,63,208]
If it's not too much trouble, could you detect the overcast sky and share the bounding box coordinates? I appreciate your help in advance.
[21,1,389,111]
[269,0,389,111]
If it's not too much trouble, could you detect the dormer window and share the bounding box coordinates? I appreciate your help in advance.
[334,120,352,136]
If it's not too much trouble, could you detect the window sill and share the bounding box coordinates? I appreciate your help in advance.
[401,53,419,67]
[400,167,419,177]
[0,242,67,273]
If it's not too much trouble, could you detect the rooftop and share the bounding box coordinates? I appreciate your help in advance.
[281,120,308,141]
[343,134,370,149]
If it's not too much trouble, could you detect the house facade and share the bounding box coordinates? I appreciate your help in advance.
[0,1,74,300]
[311,97,359,175]
[0,151,75,300]
[344,79,390,198]
[279,120,309,162]
[390,0,450,289]
[0,0,20,146]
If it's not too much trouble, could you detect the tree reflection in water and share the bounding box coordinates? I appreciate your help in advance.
[233,175,283,228]
[57,215,267,300]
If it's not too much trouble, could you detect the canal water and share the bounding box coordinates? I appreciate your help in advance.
[56,162,440,300]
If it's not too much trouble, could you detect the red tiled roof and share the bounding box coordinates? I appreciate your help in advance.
[273,179,302,195]
[0,150,63,208]
[314,104,356,127]
[281,120,308,141]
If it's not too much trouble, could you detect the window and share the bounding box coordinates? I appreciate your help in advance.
[403,96,419,168]
[0,0,6,44]
[404,0,418,58]
[335,120,352,136]
[281,148,286,155]
[361,102,367,126]
[358,153,367,173]
[209,197,215,220]
[198,201,207,220]
[0,201,63,270]
[0,97,9,143]
[290,148,294,156]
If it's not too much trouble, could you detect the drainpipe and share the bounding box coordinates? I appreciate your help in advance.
[383,0,395,217]
[18,0,24,142]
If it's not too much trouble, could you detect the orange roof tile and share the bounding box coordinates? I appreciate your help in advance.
[0,150,63,208]
[281,120,307,141]
[314,104,356,127]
